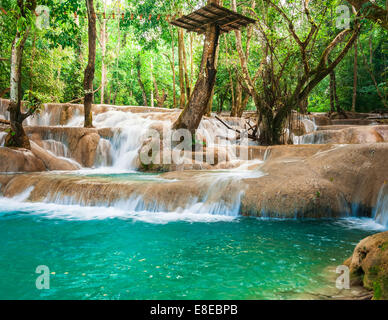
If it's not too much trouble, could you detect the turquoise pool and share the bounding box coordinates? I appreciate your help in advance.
[0,204,382,300]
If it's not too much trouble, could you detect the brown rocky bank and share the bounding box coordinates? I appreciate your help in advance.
[344,231,388,300]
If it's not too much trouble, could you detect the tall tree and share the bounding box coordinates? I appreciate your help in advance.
[352,36,358,112]
[99,0,108,104]
[136,55,148,106]
[5,0,37,149]
[173,0,221,133]
[177,28,186,109]
[233,0,360,144]
[83,0,97,128]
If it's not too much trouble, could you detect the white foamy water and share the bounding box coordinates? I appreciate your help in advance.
[373,183,388,228]
[334,218,387,231]
[0,194,236,224]
[0,161,267,223]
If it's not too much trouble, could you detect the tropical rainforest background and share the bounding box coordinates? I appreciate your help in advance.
[0,0,387,115]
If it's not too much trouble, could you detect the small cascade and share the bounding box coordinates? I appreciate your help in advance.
[373,184,388,228]
[93,111,169,170]
[41,139,70,158]
[94,138,113,167]
[292,115,319,145]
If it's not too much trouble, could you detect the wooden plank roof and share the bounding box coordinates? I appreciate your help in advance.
[170,3,256,34]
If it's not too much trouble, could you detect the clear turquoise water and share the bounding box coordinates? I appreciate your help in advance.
[0,208,381,300]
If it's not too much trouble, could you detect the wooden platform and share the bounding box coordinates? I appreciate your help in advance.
[170,3,256,34]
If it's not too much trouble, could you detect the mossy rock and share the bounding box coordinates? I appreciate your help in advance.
[344,231,388,300]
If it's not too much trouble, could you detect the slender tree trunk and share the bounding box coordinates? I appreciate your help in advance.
[100,2,107,104]
[190,33,193,89]
[150,57,154,107]
[136,57,148,106]
[153,79,167,108]
[5,0,37,149]
[170,28,177,108]
[352,37,358,112]
[225,35,235,116]
[358,38,388,108]
[112,9,121,105]
[231,80,242,117]
[177,28,186,109]
[172,0,220,133]
[238,94,250,118]
[329,70,335,113]
[181,33,190,104]
[84,0,97,128]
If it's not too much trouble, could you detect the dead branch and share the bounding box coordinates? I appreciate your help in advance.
[65,85,101,104]
[215,115,257,140]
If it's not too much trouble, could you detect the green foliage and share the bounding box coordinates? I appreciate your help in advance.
[0,0,386,116]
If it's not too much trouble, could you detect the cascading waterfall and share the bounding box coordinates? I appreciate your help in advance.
[0,99,264,220]
[0,162,264,222]
[373,183,388,228]
[293,115,318,145]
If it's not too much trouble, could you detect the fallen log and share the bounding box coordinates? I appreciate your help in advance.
[0,119,10,125]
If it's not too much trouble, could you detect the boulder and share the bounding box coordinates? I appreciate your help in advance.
[0,147,46,172]
[344,231,388,300]
[30,141,80,171]
[26,126,104,167]
[72,132,100,167]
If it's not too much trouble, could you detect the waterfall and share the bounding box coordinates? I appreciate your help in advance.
[41,139,70,158]
[373,183,388,228]
[0,163,264,222]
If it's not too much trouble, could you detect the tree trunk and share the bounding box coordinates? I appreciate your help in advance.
[352,37,358,112]
[231,80,242,117]
[84,0,97,128]
[177,28,186,109]
[100,3,107,104]
[300,96,308,114]
[153,79,167,108]
[5,0,37,149]
[136,57,148,106]
[190,33,193,89]
[329,70,335,114]
[206,43,219,116]
[238,94,249,118]
[224,35,236,116]
[170,27,177,108]
[173,1,220,134]
[150,57,154,107]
